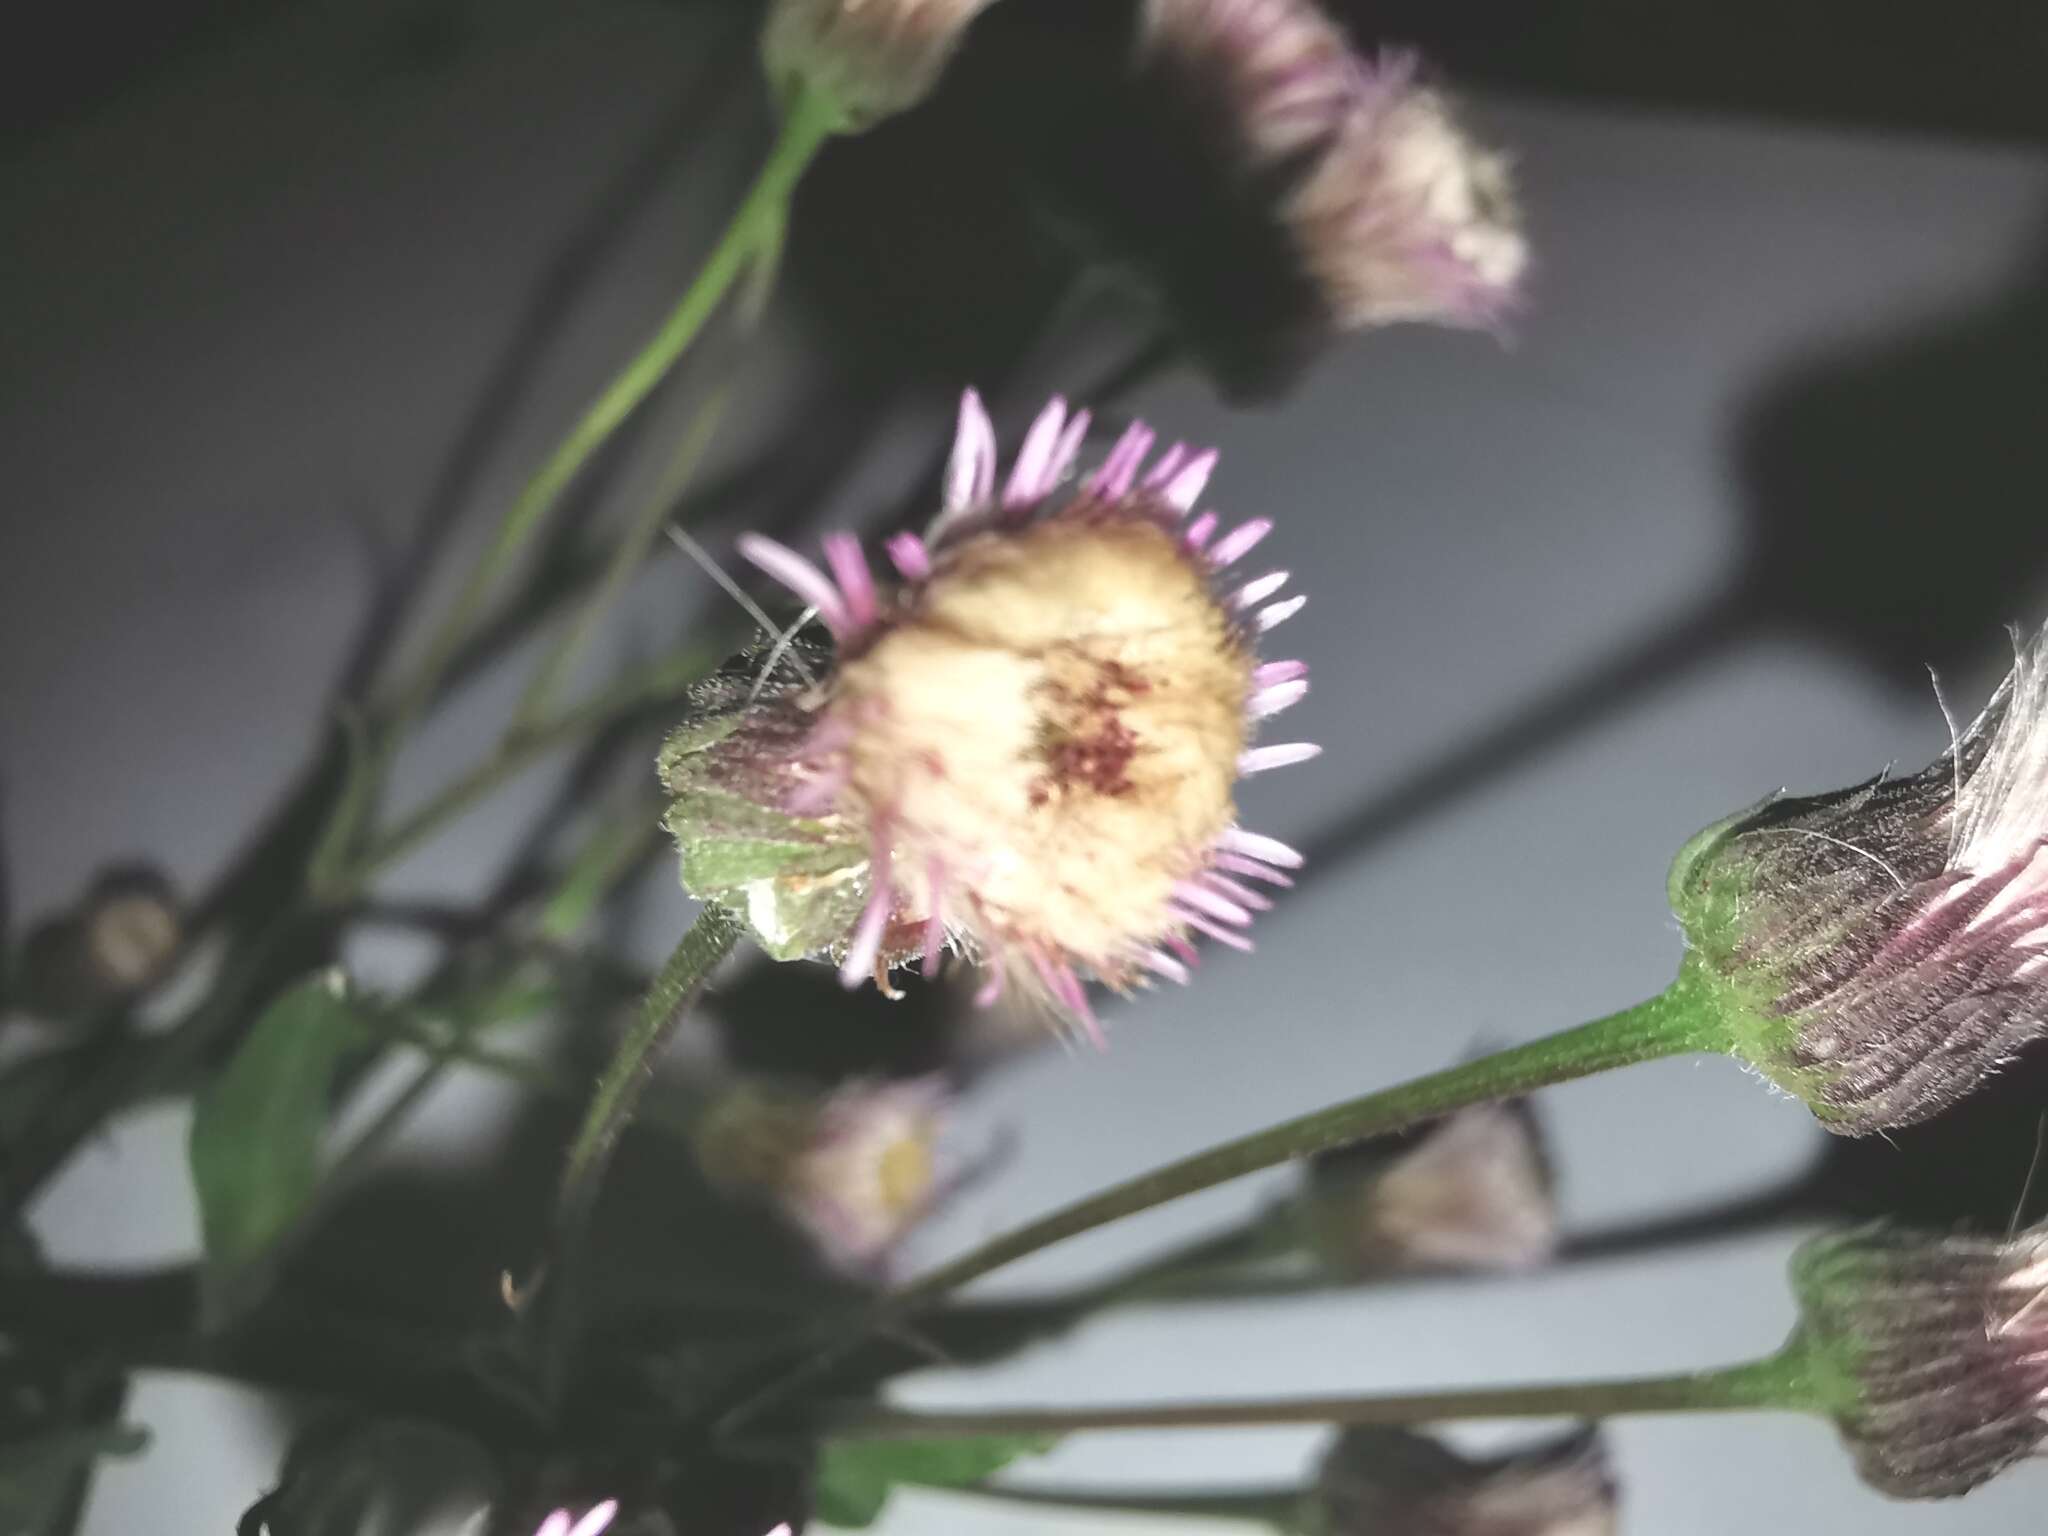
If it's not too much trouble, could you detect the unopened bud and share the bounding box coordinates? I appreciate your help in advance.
[1791,1221,2048,1500]
[762,0,997,132]
[1301,1099,1557,1278]
[1670,621,2048,1133]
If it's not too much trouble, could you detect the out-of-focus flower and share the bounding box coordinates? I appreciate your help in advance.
[1091,0,1524,395]
[1791,1220,2048,1499]
[762,0,998,131]
[533,1503,618,1536]
[667,389,1315,1039]
[1669,622,2048,1133]
[695,1076,951,1274]
[19,864,182,1020]
[1317,1425,1618,1536]
[1301,1100,1557,1278]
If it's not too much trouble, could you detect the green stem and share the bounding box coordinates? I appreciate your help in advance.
[963,1483,1304,1526]
[716,969,1732,1433]
[553,906,740,1233]
[832,1342,1820,1440]
[380,88,836,746]
[510,381,732,733]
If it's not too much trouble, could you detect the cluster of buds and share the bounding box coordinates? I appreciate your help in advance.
[761,0,996,131]
[1670,624,2048,1133]
[692,1076,951,1275]
[1300,1100,1558,1278]
[1790,1220,2048,1499]
[1316,1425,1618,1536]
[663,389,1316,1040]
[1127,0,1527,392]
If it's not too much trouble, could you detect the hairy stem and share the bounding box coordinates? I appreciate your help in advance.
[831,1343,1821,1439]
[379,89,836,746]
[717,969,1733,1432]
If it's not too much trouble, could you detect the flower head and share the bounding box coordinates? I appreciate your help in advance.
[1670,623,2048,1133]
[1121,0,1525,393]
[669,389,1316,1039]
[1791,1221,2048,1499]
[694,1076,951,1274]
[1301,1100,1557,1278]
[1317,1425,1618,1536]
[762,0,996,131]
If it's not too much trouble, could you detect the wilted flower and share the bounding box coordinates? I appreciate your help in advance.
[1790,1221,2048,1499]
[667,389,1315,1038]
[1123,0,1525,392]
[762,0,997,131]
[1317,1425,1617,1536]
[1302,1100,1557,1278]
[1669,623,2048,1133]
[694,1076,951,1274]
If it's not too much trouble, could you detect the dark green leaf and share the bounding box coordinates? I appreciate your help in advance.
[188,972,363,1304]
[0,1424,148,1533]
[814,1436,1057,1529]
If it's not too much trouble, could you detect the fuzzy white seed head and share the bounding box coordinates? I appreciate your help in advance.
[837,515,1251,977]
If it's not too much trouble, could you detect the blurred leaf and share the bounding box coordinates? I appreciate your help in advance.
[189,972,362,1308]
[305,706,379,902]
[813,1435,1057,1529]
[0,1424,148,1534]
[239,1420,492,1536]
[539,815,652,942]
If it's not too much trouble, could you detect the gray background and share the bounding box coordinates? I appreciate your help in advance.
[5,2,2046,1531]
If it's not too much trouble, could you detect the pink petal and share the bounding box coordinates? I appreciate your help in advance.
[885,529,932,581]
[1232,570,1289,609]
[1248,679,1310,718]
[1088,421,1155,498]
[1253,659,1309,687]
[1211,852,1296,887]
[1175,908,1256,952]
[1199,872,1274,910]
[838,876,893,988]
[1182,511,1218,551]
[1048,408,1092,490]
[1143,442,1188,488]
[945,388,998,512]
[1173,880,1254,926]
[821,531,877,633]
[536,1518,571,1536]
[1138,947,1192,985]
[1005,397,1069,508]
[1254,594,1308,631]
[1208,518,1273,567]
[973,969,1006,1007]
[737,535,852,638]
[1220,829,1306,868]
[1161,448,1218,512]
[1240,742,1322,774]
[569,1504,620,1536]
[1166,934,1201,966]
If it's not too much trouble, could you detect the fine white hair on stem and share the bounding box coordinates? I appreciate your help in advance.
[1766,827,1908,895]
[1928,661,1966,865]
[663,525,817,691]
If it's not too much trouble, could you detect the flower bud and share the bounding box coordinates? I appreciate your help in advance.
[18,864,182,1020]
[694,1076,950,1275]
[671,389,1318,1039]
[1669,623,2048,1133]
[1301,1100,1557,1278]
[1316,1425,1618,1536]
[1790,1221,2048,1499]
[762,0,996,132]
[1124,0,1526,393]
